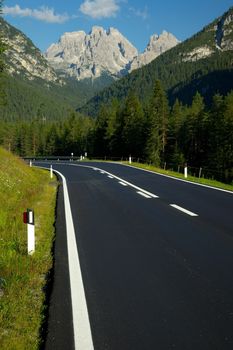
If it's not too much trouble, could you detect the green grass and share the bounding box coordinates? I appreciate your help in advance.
[0,147,57,349]
[123,161,233,192]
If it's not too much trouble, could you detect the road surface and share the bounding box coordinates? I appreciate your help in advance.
[36,161,233,350]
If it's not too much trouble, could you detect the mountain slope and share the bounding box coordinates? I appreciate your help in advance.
[80,7,233,117]
[0,17,101,119]
[0,17,61,84]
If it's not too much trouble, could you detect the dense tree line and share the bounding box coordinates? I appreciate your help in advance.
[0,113,94,157]
[91,81,233,182]
[0,81,232,183]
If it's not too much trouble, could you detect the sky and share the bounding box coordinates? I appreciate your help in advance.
[2,0,233,53]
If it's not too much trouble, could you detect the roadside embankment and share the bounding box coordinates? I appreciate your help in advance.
[0,148,57,349]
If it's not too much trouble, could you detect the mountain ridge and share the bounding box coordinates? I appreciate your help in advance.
[45,26,180,81]
[80,6,233,117]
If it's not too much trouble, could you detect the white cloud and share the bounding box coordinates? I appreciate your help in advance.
[80,0,119,19]
[129,6,149,20]
[3,5,69,24]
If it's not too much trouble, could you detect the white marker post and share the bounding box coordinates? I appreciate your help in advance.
[23,209,35,255]
[129,156,132,164]
[50,165,53,179]
[184,164,188,178]
[29,160,32,167]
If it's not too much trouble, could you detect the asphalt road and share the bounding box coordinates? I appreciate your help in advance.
[37,161,233,350]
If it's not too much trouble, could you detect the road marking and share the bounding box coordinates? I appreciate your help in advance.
[100,171,105,174]
[137,191,152,199]
[119,181,128,186]
[42,167,94,350]
[122,163,233,195]
[170,204,198,217]
[36,162,159,199]
[68,164,159,198]
[108,175,114,179]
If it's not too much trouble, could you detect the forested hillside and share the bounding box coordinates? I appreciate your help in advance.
[80,7,233,117]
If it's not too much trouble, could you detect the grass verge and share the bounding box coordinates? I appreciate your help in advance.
[0,147,57,349]
[122,161,233,192]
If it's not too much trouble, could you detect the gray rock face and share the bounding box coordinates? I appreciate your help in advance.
[45,27,180,80]
[129,31,180,71]
[0,18,61,84]
[216,12,233,51]
[45,26,138,80]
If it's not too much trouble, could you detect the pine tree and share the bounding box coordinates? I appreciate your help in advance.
[122,93,146,158]
[168,99,185,165]
[146,80,169,165]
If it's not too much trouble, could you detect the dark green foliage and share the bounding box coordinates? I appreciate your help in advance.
[146,81,169,165]
[0,112,95,157]
[0,75,75,121]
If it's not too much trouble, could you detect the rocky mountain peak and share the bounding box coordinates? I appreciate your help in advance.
[129,30,180,72]
[45,27,180,80]
[45,26,138,80]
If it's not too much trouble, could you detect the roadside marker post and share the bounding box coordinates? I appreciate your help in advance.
[184,164,188,178]
[50,165,53,179]
[129,156,132,164]
[29,160,32,167]
[23,209,35,255]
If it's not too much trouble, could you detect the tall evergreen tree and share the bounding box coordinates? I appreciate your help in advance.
[167,99,185,164]
[146,80,169,165]
[122,93,146,158]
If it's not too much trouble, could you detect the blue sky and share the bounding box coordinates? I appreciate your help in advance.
[2,0,233,53]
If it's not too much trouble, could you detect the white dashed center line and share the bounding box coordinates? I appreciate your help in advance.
[137,191,152,199]
[119,181,128,186]
[170,204,198,217]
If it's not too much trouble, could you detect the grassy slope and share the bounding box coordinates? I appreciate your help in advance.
[0,147,57,349]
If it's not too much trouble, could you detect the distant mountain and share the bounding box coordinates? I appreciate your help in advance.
[45,26,179,81]
[0,17,180,120]
[129,31,180,72]
[80,7,233,117]
[0,17,61,84]
[45,26,138,80]
[0,18,103,119]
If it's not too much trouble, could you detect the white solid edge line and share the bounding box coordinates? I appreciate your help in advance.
[137,191,152,199]
[120,163,233,195]
[170,204,198,217]
[37,166,94,350]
